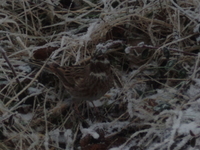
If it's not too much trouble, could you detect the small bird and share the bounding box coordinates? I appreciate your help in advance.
[27,53,113,104]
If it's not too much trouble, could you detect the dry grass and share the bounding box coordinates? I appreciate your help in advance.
[0,0,200,150]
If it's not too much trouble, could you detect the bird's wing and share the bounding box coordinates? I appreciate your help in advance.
[47,63,89,89]
[26,59,87,89]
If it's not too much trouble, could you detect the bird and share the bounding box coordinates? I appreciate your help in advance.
[27,53,113,105]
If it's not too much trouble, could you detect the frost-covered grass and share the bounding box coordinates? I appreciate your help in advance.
[0,0,200,149]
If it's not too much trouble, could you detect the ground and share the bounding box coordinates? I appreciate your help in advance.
[0,0,200,150]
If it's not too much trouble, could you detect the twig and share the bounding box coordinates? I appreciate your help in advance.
[5,58,50,108]
[125,44,197,56]
[0,47,22,89]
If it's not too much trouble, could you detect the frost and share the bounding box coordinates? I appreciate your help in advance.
[129,8,134,13]
[49,129,73,149]
[0,80,8,85]
[80,121,129,140]
[28,87,42,94]
[137,41,144,47]
[196,36,200,42]
[80,126,99,139]
[96,40,123,53]
[18,65,31,73]
[193,24,200,33]
[17,113,34,122]
[124,47,132,54]
[79,21,100,43]
[109,147,123,150]
[0,1,8,7]
[187,84,200,98]
[178,122,200,135]
[105,40,123,48]
[89,99,103,107]
[96,43,107,53]
[51,0,60,5]
[127,98,135,118]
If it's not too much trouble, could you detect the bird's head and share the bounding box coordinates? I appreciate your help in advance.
[89,52,111,74]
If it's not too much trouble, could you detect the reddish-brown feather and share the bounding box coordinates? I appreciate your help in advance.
[27,54,113,102]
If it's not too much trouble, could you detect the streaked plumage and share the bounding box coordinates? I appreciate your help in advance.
[27,54,113,102]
